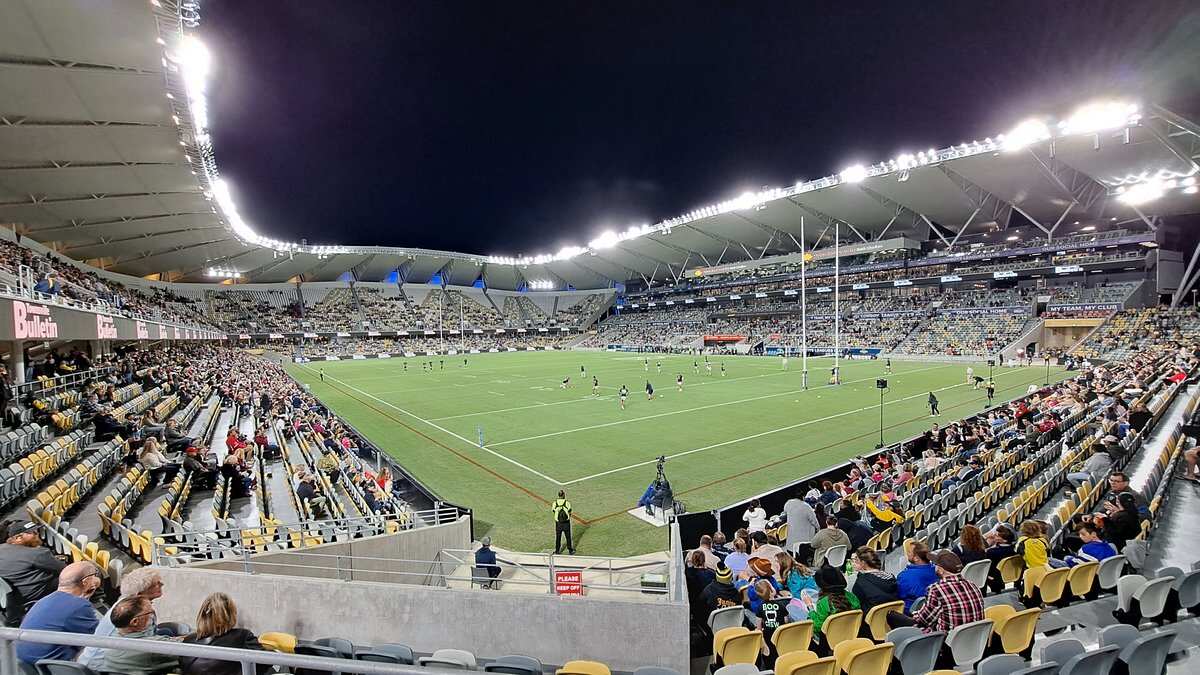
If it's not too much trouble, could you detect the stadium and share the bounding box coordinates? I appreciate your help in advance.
[0,1,1198,674]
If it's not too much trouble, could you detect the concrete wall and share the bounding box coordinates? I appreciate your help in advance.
[190,516,471,586]
[152,566,690,673]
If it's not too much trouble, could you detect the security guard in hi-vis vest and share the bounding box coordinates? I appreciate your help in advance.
[552,490,575,555]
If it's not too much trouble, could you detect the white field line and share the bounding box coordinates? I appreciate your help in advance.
[560,365,1041,485]
[488,363,956,448]
[425,367,825,422]
[300,364,566,486]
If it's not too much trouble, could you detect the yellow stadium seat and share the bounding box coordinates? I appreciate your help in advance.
[259,632,297,653]
[1066,561,1099,599]
[774,651,836,675]
[820,610,863,651]
[841,642,894,675]
[864,600,904,641]
[771,620,814,655]
[997,555,1025,587]
[833,638,874,672]
[985,605,1040,656]
[556,661,611,675]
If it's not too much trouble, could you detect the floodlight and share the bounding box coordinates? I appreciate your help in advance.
[1118,179,1166,206]
[840,165,868,183]
[1002,118,1050,152]
[1182,177,1197,187]
[589,231,619,249]
[1080,225,1095,232]
[1060,101,1138,135]
[1006,235,1019,241]
[1184,186,1199,195]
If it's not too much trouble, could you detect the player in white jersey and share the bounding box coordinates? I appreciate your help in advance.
[966,366,974,384]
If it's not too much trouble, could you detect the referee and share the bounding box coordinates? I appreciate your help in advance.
[552,490,575,555]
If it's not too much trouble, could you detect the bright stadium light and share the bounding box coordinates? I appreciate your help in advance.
[840,165,868,183]
[1002,118,1051,152]
[1118,179,1166,206]
[589,230,619,249]
[1060,101,1139,135]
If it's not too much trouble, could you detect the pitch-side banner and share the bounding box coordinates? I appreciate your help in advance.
[0,297,224,342]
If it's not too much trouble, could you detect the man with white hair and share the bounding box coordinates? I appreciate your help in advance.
[79,568,165,670]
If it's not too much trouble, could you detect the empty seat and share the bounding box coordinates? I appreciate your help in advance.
[944,619,993,670]
[34,659,99,675]
[771,652,836,675]
[713,629,762,667]
[1117,576,1174,626]
[313,637,354,658]
[1116,629,1176,675]
[961,560,990,591]
[1040,639,1084,670]
[838,641,893,675]
[823,545,848,568]
[713,664,762,675]
[486,655,543,675]
[1059,645,1119,675]
[985,606,1040,658]
[887,627,944,675]
[770,620,813,656]
[976,654,1026,675]
[863,601,903,641]
[555,660,609,675]
[1097,555,1127,592]
[1011,664,1059,675]
[708,606,745,634]
[820,610,862,650]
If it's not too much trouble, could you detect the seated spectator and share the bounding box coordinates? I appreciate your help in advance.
[1096,492,1141,550]
[864,494,904,531]
[1067,445,1113,489]
[749,580,789,668]
[691,535,720,570]
[983,526,1016,593]
[886,550,984,638]
[1015,520,1050,569]
[723,538,750,575]
[182,446,217,490]
[316,448,342,484]
[742,499,767,533]
[16,561,102,666]
[897,541,937,612]
[163,419,194,453]
[1063,523,1118,566]
[809,567,860,654]
[746,531,783,576]
[710,531,732,560]
[700,564,741,620]
[81,568,164,671]
[838,515,874,550]
[474,537,501,589]
[1104,472,1149,518]
[849,547,898,615]
[685,550,714,617]
[952,524,987,565]
[777,552,817,600]
[102,596,178,675]
[296,474,329,518]
[180,592,270,675]
[810,518,851,568]
[0,521,65,615]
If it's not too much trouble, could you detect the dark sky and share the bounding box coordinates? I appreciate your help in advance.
[202,1,1200,257]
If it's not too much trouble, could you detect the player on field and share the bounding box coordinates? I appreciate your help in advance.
[972,375,985,389]
[676,374,684,392]
[440,360,444,370]
[580,364,586,378]
[619,384,629,409]
[645,381,655,400]
[985,379,996,406]
[643,357,649,372]
[707,361,713,376]
[463,358,468,368]
[720,362,726,377]
[965,365,974,384]
[319,369,324,382]
[561,377,571,389]
[693,360,699,374]
[656,361,662,374]
[928,391,940,416]
[403,362,408,372]
[782,355,789,371]
[885,358,892,374]
[592,375,600,396]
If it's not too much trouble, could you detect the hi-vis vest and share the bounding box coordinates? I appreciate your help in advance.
[552,499,572,523]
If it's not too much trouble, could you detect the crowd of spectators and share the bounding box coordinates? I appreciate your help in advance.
[686,335,1196,667]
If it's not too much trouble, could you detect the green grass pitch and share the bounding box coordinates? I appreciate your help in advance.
[286,351,1070,555]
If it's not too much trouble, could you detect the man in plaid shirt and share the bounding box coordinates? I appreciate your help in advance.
[887,550,984,633]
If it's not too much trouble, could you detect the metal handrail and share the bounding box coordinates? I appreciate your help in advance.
[0,627,423,675]
[16,365,117,397]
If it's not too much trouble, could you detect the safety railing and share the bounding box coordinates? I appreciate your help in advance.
[0,627,423,675]
[151,507,468,565]
[16,365,116,397]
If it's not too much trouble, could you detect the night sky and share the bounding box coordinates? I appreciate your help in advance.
[202,1,1200,257]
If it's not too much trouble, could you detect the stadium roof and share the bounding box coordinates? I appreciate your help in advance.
[1,2,1199,290]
